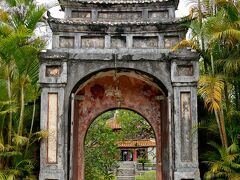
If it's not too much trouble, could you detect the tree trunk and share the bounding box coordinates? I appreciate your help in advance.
[7,73,12,145]
[214,109,228,148]
[17,84,25,136]
[235,83,239,110]
[198,0,208,73]
[219,107,228,148]
[224,81,230,113]
[25,99,36,154]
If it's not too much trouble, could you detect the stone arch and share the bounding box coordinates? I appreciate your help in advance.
[69,69,170,180]
[84,107,157,141]
[83,107,158,175]
[69,67,170,96]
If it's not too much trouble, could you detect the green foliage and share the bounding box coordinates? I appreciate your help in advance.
[174,0,240,177]
[203,142,240,179]
[198,75,224,112]
[0,0,46,179]
[135,170,156,180]
[137,157,150,170]
[84,115,120,180]
[117,109,154,140]
[84,109,155,179]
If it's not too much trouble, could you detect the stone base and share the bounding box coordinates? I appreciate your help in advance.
[39,169,65,180]
[174,168,200,180]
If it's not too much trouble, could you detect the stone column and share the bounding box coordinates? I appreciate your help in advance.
[171,59,200,180]
[39,53,68,180]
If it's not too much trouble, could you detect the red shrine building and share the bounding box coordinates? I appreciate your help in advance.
[106,116,156,163]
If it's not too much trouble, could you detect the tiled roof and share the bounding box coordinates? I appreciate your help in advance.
[117,139,156,148]
[106,117,121,129]
[48,17,176,26]
[68,0,169,4]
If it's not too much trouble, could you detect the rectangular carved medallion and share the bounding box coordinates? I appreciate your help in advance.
[47,93,58,164]
[111,36,126,48]
[98,12,141,20]
[46,65,62,77]
[180,92,192,162]
[176,65,193,76]
[133,36,158,48]
[148,11,169,19]
[81,36,105,48]
[164,36,179,48]
[59,36,75,48]
[72,11,91,18]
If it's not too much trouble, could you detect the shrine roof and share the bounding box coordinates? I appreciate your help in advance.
[117,139,156,148]
[106,117,121,130]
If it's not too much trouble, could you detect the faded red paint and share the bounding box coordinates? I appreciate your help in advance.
[72,71,168,180]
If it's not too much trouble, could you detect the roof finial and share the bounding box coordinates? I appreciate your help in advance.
[114,110,119,119]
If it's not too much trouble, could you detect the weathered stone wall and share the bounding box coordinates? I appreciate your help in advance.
[39,49,200,180]
[52,32,184,50]
[39,0,200,179]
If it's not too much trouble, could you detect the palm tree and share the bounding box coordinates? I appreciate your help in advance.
[0,0,47,178]
[174,0,240,148]
[0,0,45,137]
[203,141,240,179]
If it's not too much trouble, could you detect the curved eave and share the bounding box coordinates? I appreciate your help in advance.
[48,17,183,26]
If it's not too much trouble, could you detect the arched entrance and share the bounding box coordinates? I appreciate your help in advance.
[70,69,169,180]
[39,0,201,179]
[84,109,157,179]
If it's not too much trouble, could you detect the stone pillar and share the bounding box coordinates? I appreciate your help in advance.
[171,59,200,180]
[39,54,68,180]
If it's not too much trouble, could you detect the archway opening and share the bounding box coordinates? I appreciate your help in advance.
[70,69,169,180]
[84,109,157,180]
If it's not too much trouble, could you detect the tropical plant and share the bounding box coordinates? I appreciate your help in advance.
[117,109,155,140]
[203,141,240,180]
[84,113,120,180]
[174,0,240,147]
[84,109,156,179]
[0,0,46,179]
[174,0,240,177]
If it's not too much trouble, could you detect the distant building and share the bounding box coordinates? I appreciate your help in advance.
[106,116,156,163]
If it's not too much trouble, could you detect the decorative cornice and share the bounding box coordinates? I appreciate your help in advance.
[48,17,182,26]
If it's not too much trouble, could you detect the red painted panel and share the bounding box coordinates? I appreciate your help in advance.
[72,71,168,180]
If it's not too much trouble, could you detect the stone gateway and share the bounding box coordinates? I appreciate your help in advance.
[39,0,200,179]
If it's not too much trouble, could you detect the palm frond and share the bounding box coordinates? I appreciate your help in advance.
[0,9,9,23]
[12,134,29,146]
[172,39,200,52]
[31,130,48,142]
[0,143,4,151]
[24,4,46,30]
[5,0,17,7]
[198,75,224,112]
[228,143,240,154]
[216,55,240,75]
[0,107,18,115]
[0,151,22,158]
[0,172,6,180]
[211,28,240,42]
